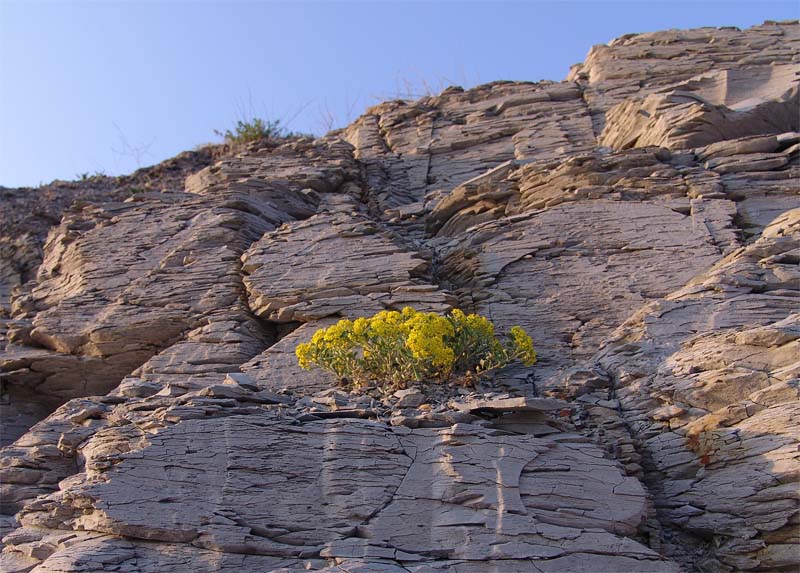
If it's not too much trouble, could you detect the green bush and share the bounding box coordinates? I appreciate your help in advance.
[295,307,536,390]
[215,117,288,144]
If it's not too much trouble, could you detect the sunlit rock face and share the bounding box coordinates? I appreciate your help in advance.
[2,20,799,573]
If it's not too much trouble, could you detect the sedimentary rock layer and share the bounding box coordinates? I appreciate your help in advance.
[1,19,799,573]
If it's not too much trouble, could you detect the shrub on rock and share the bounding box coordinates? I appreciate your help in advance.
[214,117,297,144]
[295,307,536,390]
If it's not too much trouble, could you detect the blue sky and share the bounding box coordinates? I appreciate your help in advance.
[1,1,797,187]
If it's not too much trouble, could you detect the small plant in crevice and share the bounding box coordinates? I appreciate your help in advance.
[295,307,536,391]
[75,170,107,182]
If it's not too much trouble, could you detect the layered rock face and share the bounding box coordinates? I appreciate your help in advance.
[1,20,799,573]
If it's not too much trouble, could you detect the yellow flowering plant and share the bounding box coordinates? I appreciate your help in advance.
[295,307,536,390]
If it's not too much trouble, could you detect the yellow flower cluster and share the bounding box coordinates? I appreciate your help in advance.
[295,307,536,390]
[452,308,494,338]
[510,326,537,367]
[405,312,455,371]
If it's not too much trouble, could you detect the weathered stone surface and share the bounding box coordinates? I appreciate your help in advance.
[568,21,800,133]
[240,319,337,395]
[344,80,595,214]
[0,140,357,438]
[452,396,564,413]
[0,531,307,573]
[599,65,800,151]
[393,388,427,408]
[566,209,800,570]
[438,198,734,382]
[9,410,672,571]
[2,20,799,573]
[0,397,112,515]
[0,149,218,320]
[242,211,453,323]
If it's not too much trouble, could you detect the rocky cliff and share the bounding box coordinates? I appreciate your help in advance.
[1,20,798,573]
